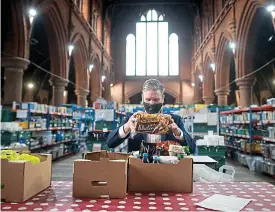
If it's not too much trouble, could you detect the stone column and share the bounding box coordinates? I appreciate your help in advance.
[203,96,214,105]
[75,89,90,107]
[2,57,29,104]
[235,78,255,107]
[215,88,230,106]
[49,78,68,106]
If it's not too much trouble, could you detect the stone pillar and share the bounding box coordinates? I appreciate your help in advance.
[235,78,255,107]
[215,88,230,106]
[75,89,90,107]
[2,57,29,104]
[49,78,68,106]
[203,96,214,105]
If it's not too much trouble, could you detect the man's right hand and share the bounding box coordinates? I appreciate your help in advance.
[124,112,139,134]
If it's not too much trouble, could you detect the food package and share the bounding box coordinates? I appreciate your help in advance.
[0,150,40,164]
[135,113,173,134]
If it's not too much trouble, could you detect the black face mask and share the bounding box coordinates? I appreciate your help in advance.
[143,102,163,114]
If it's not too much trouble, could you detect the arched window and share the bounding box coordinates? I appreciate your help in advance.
[169,33,179,76]
[126,9,179,76]
[126,34,135,76]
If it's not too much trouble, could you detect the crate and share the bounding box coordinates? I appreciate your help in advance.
[198,146,227,157]
[95,121,116,130]
[86,140,110,152]
[212,156,226,169]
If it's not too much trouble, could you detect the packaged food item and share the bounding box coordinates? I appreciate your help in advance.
[135,113,173,134]
[0,150,40,164]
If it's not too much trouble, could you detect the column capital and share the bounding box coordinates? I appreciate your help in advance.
[75,89,90,96]
[214,88,230,96]
[235,78,255,88]
[203,96,215,104]
[1,57,29,70]
[49,77,68,88]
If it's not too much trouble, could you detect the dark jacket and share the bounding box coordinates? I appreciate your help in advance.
[106,113,196,153]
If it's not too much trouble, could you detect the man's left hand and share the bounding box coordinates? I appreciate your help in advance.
[169,121,181,137]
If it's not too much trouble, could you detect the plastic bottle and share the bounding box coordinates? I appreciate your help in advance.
[152,155,160,164]
[142,153,150,163]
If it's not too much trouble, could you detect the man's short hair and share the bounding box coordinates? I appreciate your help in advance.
[142,79,165,95]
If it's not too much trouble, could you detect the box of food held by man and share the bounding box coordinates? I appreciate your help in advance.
[1,151,52,202]
[135,113,173,134]
[73,151,128,199]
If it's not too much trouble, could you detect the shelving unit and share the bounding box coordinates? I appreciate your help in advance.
[219,105,275,176]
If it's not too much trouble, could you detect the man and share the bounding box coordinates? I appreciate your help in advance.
[106,79,196,153]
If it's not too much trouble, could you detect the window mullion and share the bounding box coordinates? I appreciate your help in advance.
[157,21,159,76]
[146,21,147,76]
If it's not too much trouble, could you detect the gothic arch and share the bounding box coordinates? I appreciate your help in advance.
[37,1,68,78]
[90,53,101,103]
[236,0,266,77]
[202,54,215,99]
[2,1,29,59]
[71,33,89,90]
[215,31,234,90]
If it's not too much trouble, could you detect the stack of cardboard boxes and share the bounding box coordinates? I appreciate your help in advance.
[0,151,193,202]
[73,151,193,198]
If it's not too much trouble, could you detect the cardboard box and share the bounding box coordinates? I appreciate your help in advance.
[73,151,128,199]
[128,157,193,193]
[1,154,52,202]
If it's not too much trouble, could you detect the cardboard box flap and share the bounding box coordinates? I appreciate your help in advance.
[84,151,128,161]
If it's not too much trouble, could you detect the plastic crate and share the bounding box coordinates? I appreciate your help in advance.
[86,140,110,152]
[95,121,116,130]
[198,146,227,157]
[212,156,226,169]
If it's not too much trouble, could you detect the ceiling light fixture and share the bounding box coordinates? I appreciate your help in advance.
[29,8,37,24]
[68,45,74,56]
[210,63,216,72]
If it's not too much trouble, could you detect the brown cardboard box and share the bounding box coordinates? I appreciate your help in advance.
[128,157,193,192]
[73,151,128,199]
[1,154,52,202]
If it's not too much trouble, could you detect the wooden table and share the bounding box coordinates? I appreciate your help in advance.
[2,181,275,211]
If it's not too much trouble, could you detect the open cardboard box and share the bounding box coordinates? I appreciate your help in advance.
[128,157,193,192]
[0,154,52,202]
[73,151,128,199]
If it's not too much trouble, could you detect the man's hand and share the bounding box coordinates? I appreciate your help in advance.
[123,112,139,134]
[169,119,181,137]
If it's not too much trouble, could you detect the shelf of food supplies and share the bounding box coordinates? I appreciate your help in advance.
[49,112,73,116]
[221,132,250,138]
[261,104,275,111]
[226,144,262,154]
[48,127,73,130]
[92,129,113,133]
[220,107,261,115]
[30,139,74,150]
[24,128,48,131]
[262,137,275,142]
[11,109,48,114]
[193,132,218,136]
[260,120,275,125]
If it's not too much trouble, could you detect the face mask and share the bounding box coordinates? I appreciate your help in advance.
[143,102,163,114]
